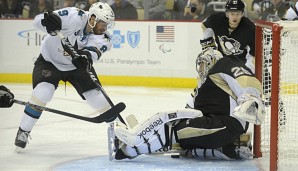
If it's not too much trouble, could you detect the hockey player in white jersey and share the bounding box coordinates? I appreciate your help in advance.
[112,49,265,160]
[14,2,115,152]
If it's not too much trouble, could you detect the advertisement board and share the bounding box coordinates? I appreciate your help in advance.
[0,20,203,87]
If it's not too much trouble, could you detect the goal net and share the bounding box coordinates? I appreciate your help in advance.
[254,20,298,171]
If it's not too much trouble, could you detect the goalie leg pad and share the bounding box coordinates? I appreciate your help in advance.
[114,109,203,157]
[191,143,253,160]
[122,127,168,158]
[192,148,232,160]
[115,108,203,146]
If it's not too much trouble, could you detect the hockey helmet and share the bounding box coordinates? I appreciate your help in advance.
[88,2,115,29]
[225,0,245,12]
[196,48,223,83]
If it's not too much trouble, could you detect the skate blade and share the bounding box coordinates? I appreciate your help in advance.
[15,146,24,153]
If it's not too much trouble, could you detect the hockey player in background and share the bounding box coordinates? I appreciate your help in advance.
[14,2,114,152]
[283,1,298,20]
[112,48,265,160]
[200,0,256,73]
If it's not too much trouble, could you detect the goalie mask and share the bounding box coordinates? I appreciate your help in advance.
[196,48,223,83]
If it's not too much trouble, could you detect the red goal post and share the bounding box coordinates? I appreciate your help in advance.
[254,20,298,171]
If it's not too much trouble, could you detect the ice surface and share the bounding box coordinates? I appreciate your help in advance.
[54,155,263,171]
[0,84,269,171]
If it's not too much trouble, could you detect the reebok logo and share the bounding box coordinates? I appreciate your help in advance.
[138,118,163,138]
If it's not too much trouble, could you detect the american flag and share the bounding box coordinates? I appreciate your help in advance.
[156,26,175,42]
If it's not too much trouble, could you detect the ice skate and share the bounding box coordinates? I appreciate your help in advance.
[15,127,31,153]
[235,146,253,160]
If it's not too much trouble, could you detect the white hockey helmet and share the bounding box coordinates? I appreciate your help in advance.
[196,48,223,83]
[88,2,115,29]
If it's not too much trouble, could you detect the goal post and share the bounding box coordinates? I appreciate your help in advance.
[254,20,298,171]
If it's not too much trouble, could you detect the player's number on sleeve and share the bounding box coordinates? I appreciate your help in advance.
[58,10,68,16]
[231,67,251,77]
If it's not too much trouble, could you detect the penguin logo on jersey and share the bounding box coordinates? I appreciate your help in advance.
[218,36,243,55]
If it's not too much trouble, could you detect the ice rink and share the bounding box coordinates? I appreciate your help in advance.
[0,83,270,171]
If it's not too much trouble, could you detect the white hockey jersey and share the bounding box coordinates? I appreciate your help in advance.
[33,7,112,71]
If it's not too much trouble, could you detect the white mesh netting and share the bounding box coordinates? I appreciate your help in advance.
[259,21,298,170]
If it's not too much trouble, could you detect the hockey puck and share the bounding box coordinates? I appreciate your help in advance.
[171,154,180,158]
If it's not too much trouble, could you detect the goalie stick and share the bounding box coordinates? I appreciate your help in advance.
[11,99,125,123]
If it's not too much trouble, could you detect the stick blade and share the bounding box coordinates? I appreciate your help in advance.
[94,102,126,123]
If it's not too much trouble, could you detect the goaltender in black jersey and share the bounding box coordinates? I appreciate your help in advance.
[112,49,265,160]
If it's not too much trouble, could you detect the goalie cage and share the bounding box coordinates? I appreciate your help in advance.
[254,20,298,171]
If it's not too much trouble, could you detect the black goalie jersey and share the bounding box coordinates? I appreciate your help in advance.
[193,55,262,125]
[178,55,262,150]
[202,12,255,64]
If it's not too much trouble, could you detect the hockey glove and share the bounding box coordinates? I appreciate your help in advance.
[200,37,216,50]
[41,11,62,36]
[71,50,93,71]
[233,94,265,125]
[0,85,14,108]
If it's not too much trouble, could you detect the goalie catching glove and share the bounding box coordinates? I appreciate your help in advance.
[233,93,266,125]
[41,11,62,36]
[0,85,14,107]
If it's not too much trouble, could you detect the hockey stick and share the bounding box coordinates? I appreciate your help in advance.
[56,31,125,124]
[55,31,127,160]
[11,99,125,123]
